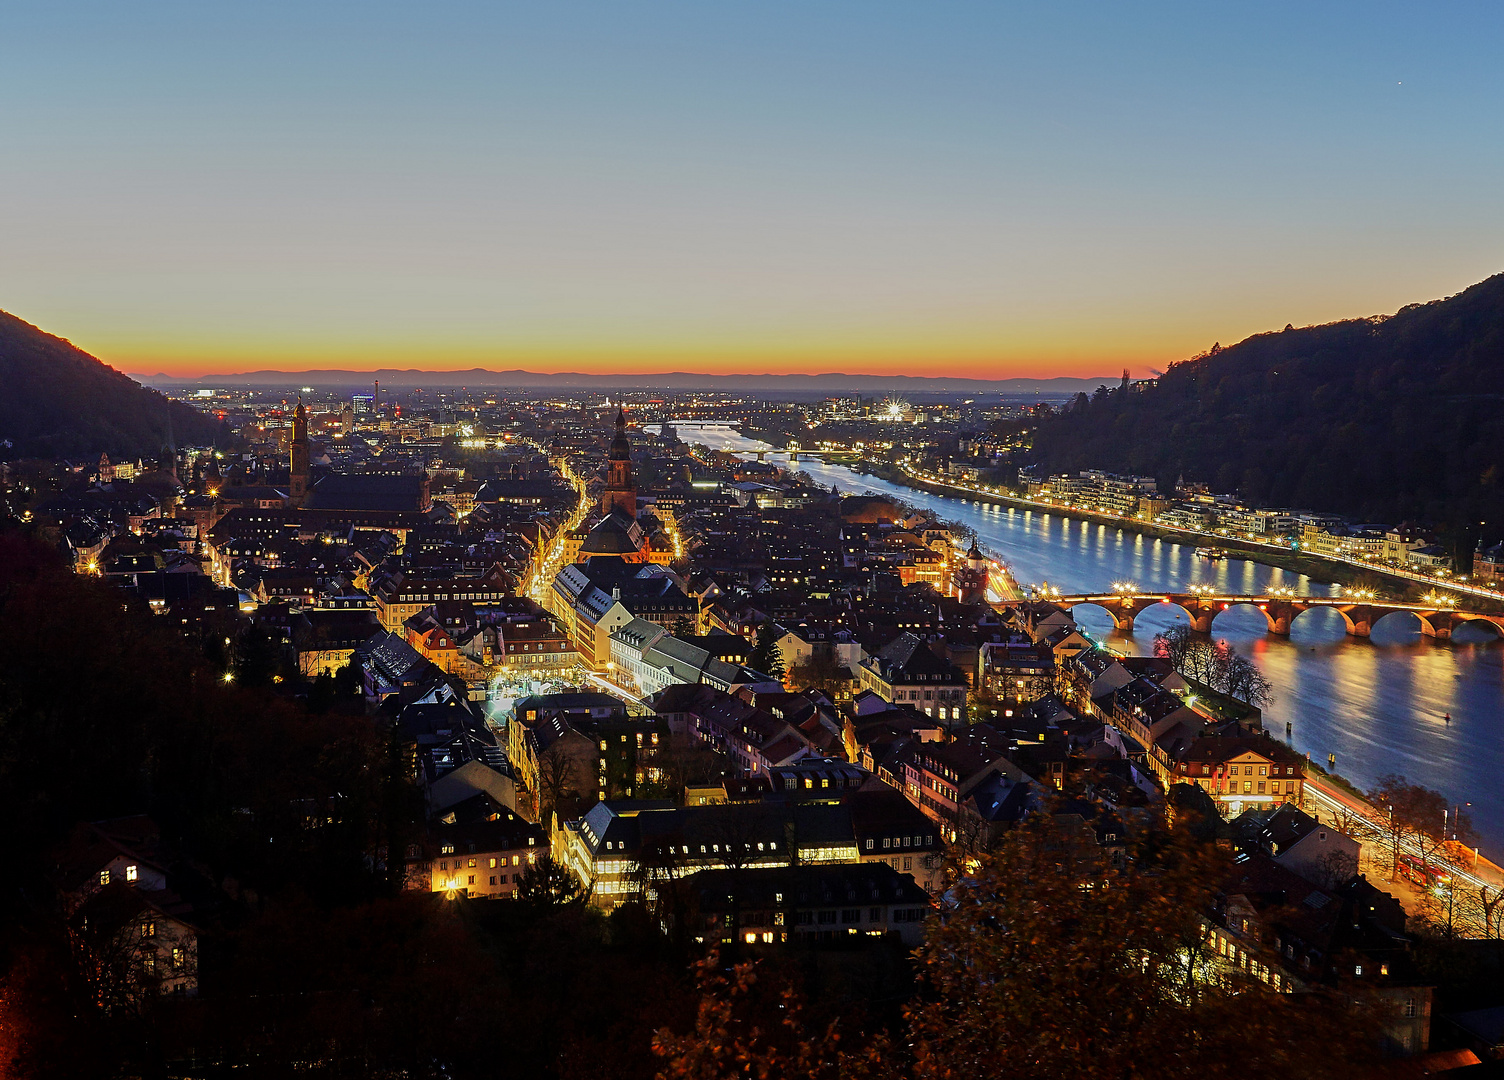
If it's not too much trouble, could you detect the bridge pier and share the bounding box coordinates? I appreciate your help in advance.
[1420,615,1450,640]
[1046,593,1502,643]
[1267,601,1295,636]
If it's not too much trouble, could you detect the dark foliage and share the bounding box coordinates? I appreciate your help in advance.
[1028,273,1504,556]
[0,531,697,1078]
[0,310,223,458]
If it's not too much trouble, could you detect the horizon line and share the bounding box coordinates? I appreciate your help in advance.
[128,365,1132,384]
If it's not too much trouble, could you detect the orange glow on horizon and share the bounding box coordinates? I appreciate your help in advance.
[104,339,1175,382]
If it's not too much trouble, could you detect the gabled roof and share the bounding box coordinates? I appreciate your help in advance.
[1181,734,1304,767]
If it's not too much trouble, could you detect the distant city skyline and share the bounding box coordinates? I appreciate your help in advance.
[3,1,1502,378]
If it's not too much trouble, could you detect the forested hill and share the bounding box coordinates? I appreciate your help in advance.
[0,310,222,458]
[1028,272,1504,552]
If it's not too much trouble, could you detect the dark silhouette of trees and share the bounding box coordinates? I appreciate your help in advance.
[653,953,893,1080]
[1027,272,1504,558]
[535,740,586,823]
[0,309,223,458]
[747,622,785,682]
[657,820,1385,1080]
[787,653,849,697]
[1153,625,1273,707]
[516,853,586,908]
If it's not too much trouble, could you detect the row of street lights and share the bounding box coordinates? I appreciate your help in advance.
[899,460,1484,608]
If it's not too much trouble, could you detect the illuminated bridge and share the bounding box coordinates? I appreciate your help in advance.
[1026,591,1504,639]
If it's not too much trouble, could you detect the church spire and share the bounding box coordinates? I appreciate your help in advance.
[603,408,636,518]
[289,397,311,507]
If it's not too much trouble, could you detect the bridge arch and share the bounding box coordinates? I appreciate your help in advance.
[1369,609,1436,638]
[1288,604,1359,637]
[1207,601,1280,635]
[1064,600,1135,633]
[1449,615,1504,640]
[1144,598,1196,625]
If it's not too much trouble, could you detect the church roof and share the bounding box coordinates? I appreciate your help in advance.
[579,510,646,556]
[305,473,426,512]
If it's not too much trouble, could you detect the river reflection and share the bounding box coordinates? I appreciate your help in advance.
[667,424,1504,856]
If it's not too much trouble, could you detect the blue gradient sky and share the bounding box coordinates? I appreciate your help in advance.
[1,1,1501,377]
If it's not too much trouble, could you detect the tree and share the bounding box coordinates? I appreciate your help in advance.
[1308,847,1361,891]
[787,653,848,697]
[905,818,1385,1080]
[535,740,585,823]
[653,953,893,1080]
[1455,882,1504,939]
[747,622,785,682]
[1152,626,1273,708]
[1153,623,1197,671]
[670,615,696,638]
[231,623,286,687]
[655,731,727,795]
[516,853,586,908]
[1366,773,1449,883]
[1223,652,1274,708]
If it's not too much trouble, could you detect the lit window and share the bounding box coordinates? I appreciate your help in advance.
[125,865,139,883]
[100,870,111,886]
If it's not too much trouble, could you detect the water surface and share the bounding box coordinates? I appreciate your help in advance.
[674,424,1504,856]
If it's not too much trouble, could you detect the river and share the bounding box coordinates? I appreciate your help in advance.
[663,423,1504,857]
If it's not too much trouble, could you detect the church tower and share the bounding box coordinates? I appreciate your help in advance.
[602,408,637,518]
[289,400,310,507]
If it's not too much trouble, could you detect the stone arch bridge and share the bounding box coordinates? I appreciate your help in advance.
[1042,592,1504,640]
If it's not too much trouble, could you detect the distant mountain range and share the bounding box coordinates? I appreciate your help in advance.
[0,311,223,459]
[134,368,1119,397]
[1028,271,1504,556]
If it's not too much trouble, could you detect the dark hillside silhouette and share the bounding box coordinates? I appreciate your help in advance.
[1029,272,1504,554]
[0,309,222,457]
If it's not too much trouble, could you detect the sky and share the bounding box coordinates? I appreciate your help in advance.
[1,1,1503,380]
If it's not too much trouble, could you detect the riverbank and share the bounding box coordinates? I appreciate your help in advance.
[877,462,1504,611]
[678,422,1504,859]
